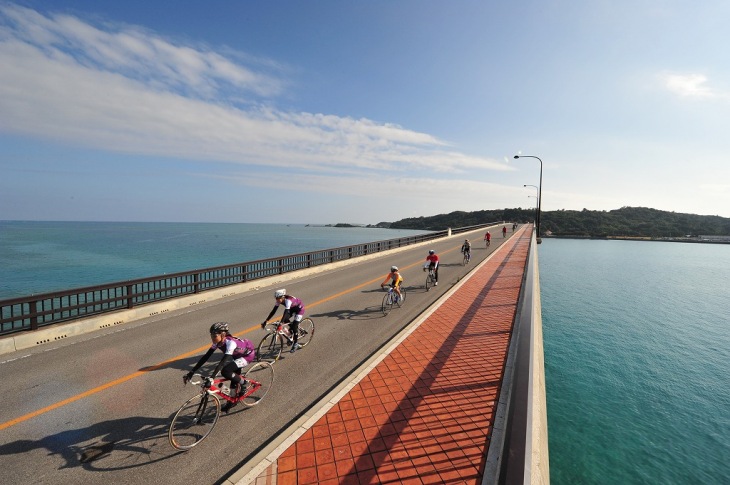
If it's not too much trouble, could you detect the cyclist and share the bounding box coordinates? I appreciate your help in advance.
[461,239,471,263]
[183,322,256,413]
[502,226,507,238]
[261,289,306,353]
[425,249,439,285]
[484,231,491,247]
[380,266,404,300]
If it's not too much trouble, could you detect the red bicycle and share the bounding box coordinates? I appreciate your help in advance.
[168,362,274,450]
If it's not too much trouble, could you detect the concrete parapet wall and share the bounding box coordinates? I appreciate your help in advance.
[528,247,550,484]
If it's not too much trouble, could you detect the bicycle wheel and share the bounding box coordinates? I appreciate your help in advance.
[257,332,283,362]
[396,287,406,307]
[382,292,393,315]
[425,273,433,291]
[168,392,220,450]
[241,362,274,407]
[296,318,315,347]
[463,253,468,266]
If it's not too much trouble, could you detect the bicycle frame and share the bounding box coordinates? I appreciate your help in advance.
[189,374,261,404]
[425,267,436,290]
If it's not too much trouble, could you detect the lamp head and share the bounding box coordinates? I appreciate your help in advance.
[513,155,520,159]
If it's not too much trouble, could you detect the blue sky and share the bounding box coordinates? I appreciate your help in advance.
[1,1,729,224]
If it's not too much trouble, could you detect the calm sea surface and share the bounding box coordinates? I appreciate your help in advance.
[0,221,430,299]
[540,239,730,484]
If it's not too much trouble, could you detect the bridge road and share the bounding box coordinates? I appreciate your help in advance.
[0,225,516,485]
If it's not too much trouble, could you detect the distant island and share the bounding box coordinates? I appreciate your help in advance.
[387,206,730,239]
[305,223,394,228]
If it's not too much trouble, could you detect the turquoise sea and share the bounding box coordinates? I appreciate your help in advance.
[0,221,430,299]
[540,238,730,484]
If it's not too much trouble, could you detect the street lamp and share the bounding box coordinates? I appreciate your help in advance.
[524,184,539,224]
[514,155,543,243]
[526,195,539,224]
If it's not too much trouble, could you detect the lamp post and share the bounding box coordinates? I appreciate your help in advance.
[527,194,539,224]
[514,155,543,243]
[524,184,539,225]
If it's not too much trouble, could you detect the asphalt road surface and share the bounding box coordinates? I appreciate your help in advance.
[0,225,516,485]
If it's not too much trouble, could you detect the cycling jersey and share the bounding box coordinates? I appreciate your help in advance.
[382,271,403,287]
[426,254,439,267]
[266,295,305,323]
[210,335,255,364]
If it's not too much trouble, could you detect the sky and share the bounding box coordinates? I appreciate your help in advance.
[1,1,729,224]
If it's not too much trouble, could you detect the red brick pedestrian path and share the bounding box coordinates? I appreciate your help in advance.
[242,227,531,484]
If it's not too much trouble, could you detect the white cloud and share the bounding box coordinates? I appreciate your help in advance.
[0,5,508,179]
[662,72,716,98]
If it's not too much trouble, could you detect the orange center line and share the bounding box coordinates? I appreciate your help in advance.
[0,244,465,431]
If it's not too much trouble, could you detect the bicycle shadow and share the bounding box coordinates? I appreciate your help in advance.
[139,354,217,373]
[360,287,388,294]
[410,285,437,293]
[310,305,385,321]
[0,415,180,473]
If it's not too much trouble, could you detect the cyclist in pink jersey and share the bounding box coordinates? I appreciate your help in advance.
[261,289,306,353]
[183,322,256,412]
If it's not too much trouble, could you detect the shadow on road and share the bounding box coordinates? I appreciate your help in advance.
[0,415,180,473]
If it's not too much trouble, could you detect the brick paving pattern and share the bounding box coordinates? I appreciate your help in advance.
[252,227,530,484]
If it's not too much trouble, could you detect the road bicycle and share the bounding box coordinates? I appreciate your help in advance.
[168,362,274,450]
[381,284,406,315]
[462,250,471,266]
[485,238,491,248]
[424,266,437,291]
[256,319,315,362]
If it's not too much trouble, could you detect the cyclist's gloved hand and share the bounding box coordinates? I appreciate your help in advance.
[260,322,267,329]
[204,377,213,388]
[183,372,193,384]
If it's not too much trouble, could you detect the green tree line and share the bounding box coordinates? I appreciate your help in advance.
[388,206,730,238]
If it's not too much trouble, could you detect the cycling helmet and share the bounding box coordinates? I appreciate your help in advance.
[465,239,469,242]
[210,321,229,334]
[274,289,286,298]
[428,250,435,254]
[390,266,398,272]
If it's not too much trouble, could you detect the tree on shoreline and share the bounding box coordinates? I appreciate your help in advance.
[389,206,730,238]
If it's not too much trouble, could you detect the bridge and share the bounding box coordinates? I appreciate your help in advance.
[0,223,547,484]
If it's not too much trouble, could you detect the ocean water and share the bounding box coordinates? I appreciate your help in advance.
[540,239,730,484]
[0,221,430,299]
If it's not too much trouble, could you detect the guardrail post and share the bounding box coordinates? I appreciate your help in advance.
[126,285,135,309]
[30,300,39,331]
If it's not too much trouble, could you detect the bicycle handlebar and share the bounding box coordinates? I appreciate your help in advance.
[187,373,215,388]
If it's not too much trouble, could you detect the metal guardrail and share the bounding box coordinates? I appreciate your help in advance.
[0,222,500,336]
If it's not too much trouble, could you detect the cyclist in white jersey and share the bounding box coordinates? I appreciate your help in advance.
[261,289,306,353]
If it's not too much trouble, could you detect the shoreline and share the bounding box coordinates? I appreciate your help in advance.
[542,235,730,244]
